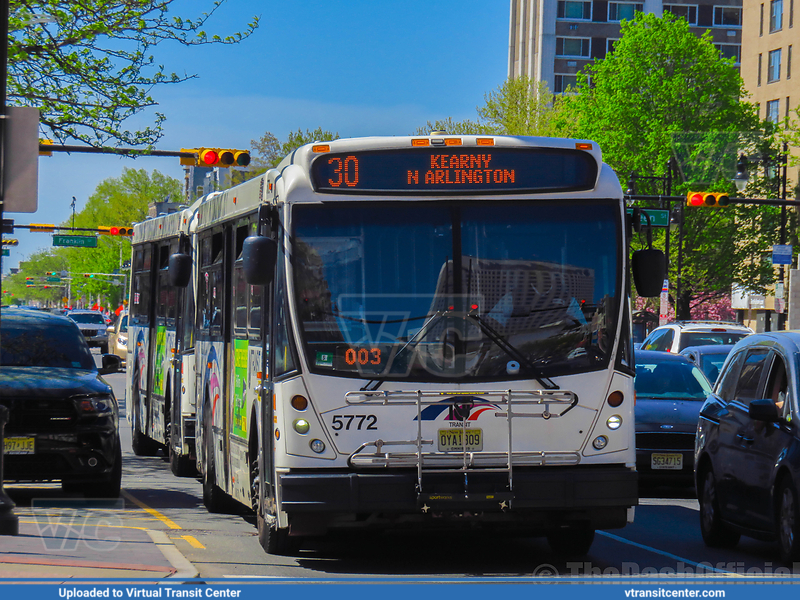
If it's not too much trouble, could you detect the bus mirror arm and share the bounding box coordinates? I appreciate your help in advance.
[243,235,278,286]
[168,252,192,288]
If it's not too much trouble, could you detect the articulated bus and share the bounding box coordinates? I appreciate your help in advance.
[142,134,663,556]
[128,204,198,476]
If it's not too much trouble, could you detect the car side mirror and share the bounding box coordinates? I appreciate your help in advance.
[749,398,780,422]
[106,325,114,334]
[99,354,122,375]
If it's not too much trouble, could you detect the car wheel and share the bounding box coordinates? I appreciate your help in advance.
[777,476,800,563]
[699,467,740,548]
[546,525,595,556]
[90,440,122,499]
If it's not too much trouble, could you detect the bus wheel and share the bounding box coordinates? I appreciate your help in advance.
[546,525,595,557]
[170,443,196,477]
[131,402,159,457]
[257,509,298,555]
[202,413,228,513]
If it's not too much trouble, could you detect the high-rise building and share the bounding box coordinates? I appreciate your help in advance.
[509,0,743,94]
[741,0,798,131]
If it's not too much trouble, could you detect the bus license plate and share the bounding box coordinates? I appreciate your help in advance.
[438,429,483,452]
[651,453,682,470]
[4,437,34,455]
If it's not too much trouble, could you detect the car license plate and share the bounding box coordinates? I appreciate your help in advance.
[438,428,483,452]
[4,436,34,455]
[651,452,682,470]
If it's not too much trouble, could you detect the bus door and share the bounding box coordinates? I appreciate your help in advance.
[197,228,228,489]
[150,241,177,445]
[229,221,259,503]
[131,243,156,438]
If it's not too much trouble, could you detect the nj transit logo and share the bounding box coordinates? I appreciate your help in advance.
[415,396,501,422]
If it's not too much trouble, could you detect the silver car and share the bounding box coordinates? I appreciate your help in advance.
[67,310,109,353]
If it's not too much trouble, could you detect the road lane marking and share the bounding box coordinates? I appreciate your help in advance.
[597,531,739,575]
[121,490,182,530]
[179,535,205,549]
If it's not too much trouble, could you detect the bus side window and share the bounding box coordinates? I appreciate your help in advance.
[233,263,248,331]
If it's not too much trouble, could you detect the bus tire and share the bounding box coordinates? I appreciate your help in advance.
[546,525,595,557]
[202,411,227,513]
[170,443,196,477]
[257,509,298,556]
[131,404,159,457]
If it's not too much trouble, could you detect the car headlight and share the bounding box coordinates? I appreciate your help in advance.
[77,395,115,414]
[118,337,127,347]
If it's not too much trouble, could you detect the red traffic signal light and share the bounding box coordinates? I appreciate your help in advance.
[187,147,251,168]
[686,191,730,207]
[98,225,133,236]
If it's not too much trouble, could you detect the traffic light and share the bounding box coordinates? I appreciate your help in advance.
[686,191,730,207]
[25,277,33,281]
[1,238,18,246]
[84,273,95,278]
[97,225,133,236]
[181,147,251,168]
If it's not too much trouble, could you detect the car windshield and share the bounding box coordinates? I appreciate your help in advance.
[68,312,106,325]
[635,360,712,400]
[1,318,95,369]
[697,353,730,383]
[118,314,128,333]
[678,331,748,350]
[292,200,621,382]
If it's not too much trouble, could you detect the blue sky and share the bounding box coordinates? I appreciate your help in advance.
[4,0,510,273]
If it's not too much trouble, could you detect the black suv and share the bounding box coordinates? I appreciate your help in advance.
[0,309,123,497]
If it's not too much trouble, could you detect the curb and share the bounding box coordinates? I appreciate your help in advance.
[146,530,199,579]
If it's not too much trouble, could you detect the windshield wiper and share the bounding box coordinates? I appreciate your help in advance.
[467,313,559,390]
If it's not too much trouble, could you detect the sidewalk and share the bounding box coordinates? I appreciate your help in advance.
[0,519,197,581]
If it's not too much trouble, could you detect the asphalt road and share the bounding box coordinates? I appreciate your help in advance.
[7,354,800,579]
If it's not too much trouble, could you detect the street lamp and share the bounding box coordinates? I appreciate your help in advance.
[731,144,789,329]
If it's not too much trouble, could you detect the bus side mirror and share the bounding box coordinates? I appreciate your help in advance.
[631,248,666,298]
[243,236,278,286]
[168,253,192,288]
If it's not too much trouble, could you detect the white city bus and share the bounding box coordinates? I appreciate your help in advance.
[127,204,198,476]
[166,134,662,556]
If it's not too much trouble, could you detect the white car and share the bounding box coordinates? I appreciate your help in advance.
[640,321,753,353]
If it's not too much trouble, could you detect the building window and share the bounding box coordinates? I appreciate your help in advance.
[758,53,763,85]
[607,38,619,54]
[714,6,742,26]
[761,3,765,35]
[791,0,794,26]
[556,37,591,57]
[769,48,782,82]
[787,97,792,118]
[771,0,784,31]
[663,4,698,24]
[715,44,742,64]
[789,45,793,78]
[608,2,643,21]
[555,74,579,93]
[767,99,780,123]
[558,1,592,19]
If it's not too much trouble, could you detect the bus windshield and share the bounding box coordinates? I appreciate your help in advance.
[292,201,620,382]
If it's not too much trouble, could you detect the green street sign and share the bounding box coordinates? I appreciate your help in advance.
[52,235,98,248]
[1,249,8,256]
[626,208,669,227]
[45,277,61,282]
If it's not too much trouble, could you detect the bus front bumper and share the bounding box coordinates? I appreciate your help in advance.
[278,465,637,532]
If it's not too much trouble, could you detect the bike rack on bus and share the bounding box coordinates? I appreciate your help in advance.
[344,389,579,512]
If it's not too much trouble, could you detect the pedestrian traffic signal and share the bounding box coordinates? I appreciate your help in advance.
[181,147,251,168]
[686,192,730,207]
[1,238,18,246]
[97,225,133,236]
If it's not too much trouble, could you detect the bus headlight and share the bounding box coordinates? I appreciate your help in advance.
[293,419,310,434]
[592,435,608,450]
[310,439,326,454]
[607,415,622,430]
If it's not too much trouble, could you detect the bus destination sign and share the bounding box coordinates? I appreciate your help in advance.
[310,148,598,194]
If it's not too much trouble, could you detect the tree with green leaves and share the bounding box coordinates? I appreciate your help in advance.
[562,12,787,319]
[9,1,258,146]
